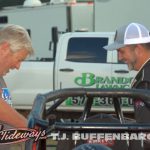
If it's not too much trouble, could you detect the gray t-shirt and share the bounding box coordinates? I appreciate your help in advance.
[0,77,12,106]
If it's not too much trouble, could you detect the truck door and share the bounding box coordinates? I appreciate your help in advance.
[55,32,114,90]
[55,32,121,110]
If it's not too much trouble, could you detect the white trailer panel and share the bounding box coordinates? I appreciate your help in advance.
[0,4,68,60]
[94,0,150,32]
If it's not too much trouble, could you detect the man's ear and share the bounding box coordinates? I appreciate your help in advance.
[0,42,10,54]
[0,42,9,49]
[135,44,143,56]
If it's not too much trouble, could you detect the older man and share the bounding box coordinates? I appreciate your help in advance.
[0,24,34,128]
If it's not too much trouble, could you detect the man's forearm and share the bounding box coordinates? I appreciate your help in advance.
[0,99,27,128]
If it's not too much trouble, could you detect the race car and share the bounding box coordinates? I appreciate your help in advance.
[25,88,150,150]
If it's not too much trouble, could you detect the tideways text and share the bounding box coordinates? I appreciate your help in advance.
[0,128,46,144]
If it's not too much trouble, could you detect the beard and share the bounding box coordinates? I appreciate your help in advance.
[127,58,137,71]
[128,63,134,71]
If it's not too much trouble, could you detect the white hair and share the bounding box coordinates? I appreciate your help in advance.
[0,24,34,55]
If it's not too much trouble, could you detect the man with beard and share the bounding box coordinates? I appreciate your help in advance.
[104,22,150,150]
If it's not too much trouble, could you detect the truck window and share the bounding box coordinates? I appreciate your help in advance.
[66,37,108,63]
[0,16,8,24]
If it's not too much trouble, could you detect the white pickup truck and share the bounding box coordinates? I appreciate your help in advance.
[4,31,136,112]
